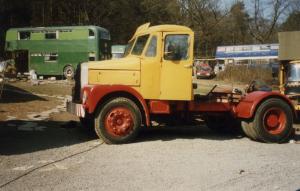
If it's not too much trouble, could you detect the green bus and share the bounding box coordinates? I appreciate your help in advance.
[5,26,111,78]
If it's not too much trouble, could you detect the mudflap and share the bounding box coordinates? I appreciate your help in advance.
[66,100,85,118]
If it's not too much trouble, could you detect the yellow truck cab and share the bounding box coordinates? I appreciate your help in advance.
[88,23,194,100]
[68,23,295,144]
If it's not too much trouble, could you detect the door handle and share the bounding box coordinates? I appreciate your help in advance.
[184,64,193,68]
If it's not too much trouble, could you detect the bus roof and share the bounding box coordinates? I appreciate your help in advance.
[7,25,109,33]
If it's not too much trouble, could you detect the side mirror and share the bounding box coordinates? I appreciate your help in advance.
[164,51,175,60]
[164,51,173,56]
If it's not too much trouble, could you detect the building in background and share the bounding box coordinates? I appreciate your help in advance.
[216,44,278,65]
[215,44,279,76]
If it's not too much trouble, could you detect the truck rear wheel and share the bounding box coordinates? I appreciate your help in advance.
[94,97,142,144]
[242,98,293,143]
[241,121,258,140]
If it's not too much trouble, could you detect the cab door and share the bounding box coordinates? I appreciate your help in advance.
[160,32,194,100]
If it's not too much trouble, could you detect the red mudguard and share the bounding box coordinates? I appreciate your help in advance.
[234,91,295,119]
[83,85,151,126]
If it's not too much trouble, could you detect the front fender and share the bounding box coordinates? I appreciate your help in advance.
[83,85,150,126]
[234,91,295,119]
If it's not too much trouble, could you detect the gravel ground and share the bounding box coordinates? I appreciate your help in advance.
[0,80,300,191]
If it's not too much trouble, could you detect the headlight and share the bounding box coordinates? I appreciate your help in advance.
[81,62,89,89]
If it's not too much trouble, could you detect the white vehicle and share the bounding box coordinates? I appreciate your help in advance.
[214,62,225,74]
[111,45,126,59]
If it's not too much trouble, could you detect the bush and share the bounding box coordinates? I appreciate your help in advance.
[216,65,274,84]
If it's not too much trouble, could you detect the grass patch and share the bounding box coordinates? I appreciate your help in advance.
[216,65,274,85]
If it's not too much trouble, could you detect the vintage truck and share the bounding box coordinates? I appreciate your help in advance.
[67,23,295,144]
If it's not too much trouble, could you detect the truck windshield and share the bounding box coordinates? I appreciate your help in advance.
[131,35,149,55]
[288,64,300,82]
[124,40,135,57]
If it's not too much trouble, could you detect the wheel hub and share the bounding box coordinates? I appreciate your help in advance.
[266,114,279,128]
[105,107,134,137]
[263,108,286,135]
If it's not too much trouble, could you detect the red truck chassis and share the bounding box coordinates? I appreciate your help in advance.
[68,84,296,144]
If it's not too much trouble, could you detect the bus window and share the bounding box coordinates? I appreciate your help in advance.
[89,29,95,39]
[60,29,72,33]
[19,31,31,40]
[45,31,58,39]
[44,53,58,62]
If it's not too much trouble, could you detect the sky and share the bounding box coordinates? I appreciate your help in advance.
[221,0,264,14]
[221,0,290,22]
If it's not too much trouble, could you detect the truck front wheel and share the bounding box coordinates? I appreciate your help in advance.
[242,98,294,143]
[94,97,142,144]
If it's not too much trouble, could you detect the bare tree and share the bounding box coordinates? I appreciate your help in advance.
[179,0,229,31]
[249,0,290,43]
[178,0,231,57]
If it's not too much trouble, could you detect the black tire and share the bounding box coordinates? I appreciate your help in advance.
[241,121,258,140]
[242,98,294,143]
[94,97,142,144]
[63,65,74,79]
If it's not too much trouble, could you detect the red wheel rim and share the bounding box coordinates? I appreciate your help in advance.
[263,107,287,135]
[104,107,134,137]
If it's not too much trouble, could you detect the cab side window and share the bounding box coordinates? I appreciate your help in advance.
[145,36,157,57]
[164,34,189,61]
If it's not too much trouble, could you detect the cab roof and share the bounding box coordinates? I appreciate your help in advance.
[130,23,193,41]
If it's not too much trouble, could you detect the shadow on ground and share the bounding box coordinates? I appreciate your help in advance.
[138,124,246,143]
[138,126,300,143]
[0,120,97,156]
[1,120,299,156]
[0,84,46,103]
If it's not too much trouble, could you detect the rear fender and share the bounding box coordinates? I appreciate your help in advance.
[234,91,296,119]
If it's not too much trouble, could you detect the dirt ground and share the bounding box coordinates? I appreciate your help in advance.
[0,81,75,121]
[0,79,300,191]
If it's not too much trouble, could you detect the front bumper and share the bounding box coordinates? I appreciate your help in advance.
[66,100,85,118]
